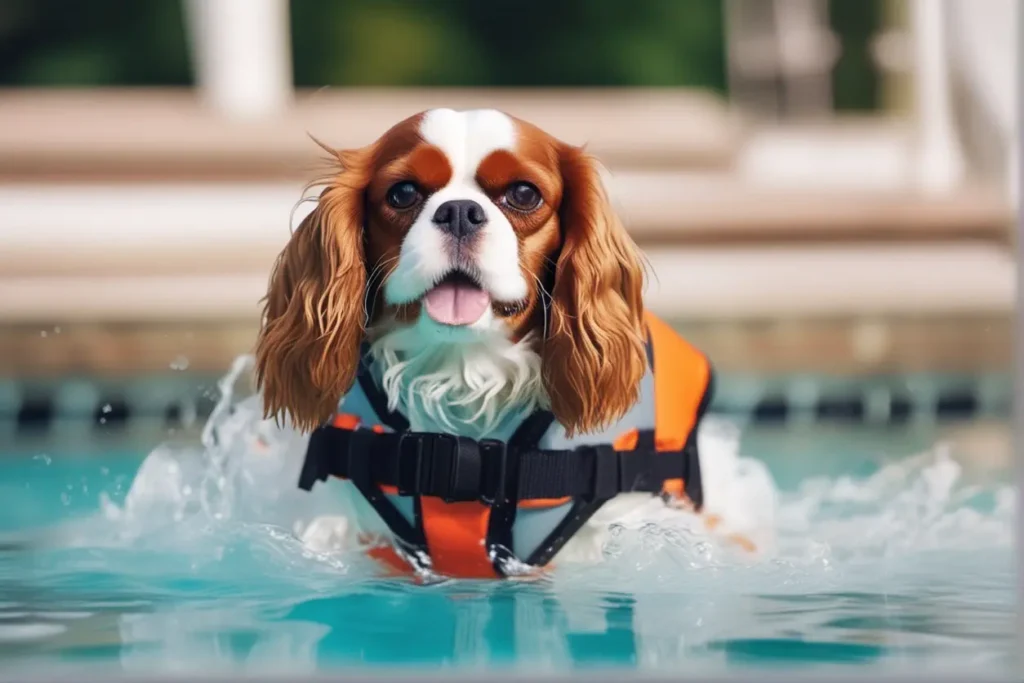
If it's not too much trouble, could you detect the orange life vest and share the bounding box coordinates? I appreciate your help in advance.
[298,312,713,579]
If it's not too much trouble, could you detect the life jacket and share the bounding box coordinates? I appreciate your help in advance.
[297,312,714,579]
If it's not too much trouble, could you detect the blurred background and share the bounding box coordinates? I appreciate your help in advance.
[0,0,1016,461]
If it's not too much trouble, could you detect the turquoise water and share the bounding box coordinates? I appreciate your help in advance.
[0,368,1016,677]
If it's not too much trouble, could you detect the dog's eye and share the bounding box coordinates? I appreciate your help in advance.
[504,182,542,212]
[386,181,421,210]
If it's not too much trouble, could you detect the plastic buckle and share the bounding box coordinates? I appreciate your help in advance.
[478,439,508,505]
[423,433,482,503]
[396,433,425,496]
[583,444,621,501]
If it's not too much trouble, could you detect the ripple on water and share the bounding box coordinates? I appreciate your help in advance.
[0,623,67,642]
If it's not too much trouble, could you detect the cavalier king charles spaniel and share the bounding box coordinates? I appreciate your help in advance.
[251,108,764,571]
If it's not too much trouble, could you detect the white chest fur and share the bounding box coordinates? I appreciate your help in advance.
[367,325,545,441]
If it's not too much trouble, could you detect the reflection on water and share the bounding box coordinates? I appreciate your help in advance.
[0,558,1013,674]
[0,357,1015,675]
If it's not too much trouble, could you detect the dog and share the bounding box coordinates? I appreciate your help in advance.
[253,108,768,579]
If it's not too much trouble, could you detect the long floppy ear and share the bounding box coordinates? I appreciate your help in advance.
[543,145,648,437]
[254,147,373,432]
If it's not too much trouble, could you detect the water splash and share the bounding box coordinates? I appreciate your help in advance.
[77,354,1013,588]
[1,356,1013,673]
[69,355,365,578]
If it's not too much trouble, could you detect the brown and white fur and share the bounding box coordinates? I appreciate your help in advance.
[254,108,769,568]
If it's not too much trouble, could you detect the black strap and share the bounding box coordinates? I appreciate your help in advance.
[308,334,710,576]
[680,364,714,510]
[299,425,690,503]
[485,409,555,577]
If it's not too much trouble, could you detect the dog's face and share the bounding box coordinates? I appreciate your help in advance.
[371,109,551,340]
[256,108,647,436]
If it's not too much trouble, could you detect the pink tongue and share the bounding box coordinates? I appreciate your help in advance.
[423,282,491,326]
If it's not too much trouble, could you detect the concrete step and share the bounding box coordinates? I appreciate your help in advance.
[0,87,740,181]
[0,314,1009,379]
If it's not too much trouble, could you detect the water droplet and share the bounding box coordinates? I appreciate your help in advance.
[39,330,47,338]
[170,355,190,371]
[53,326,61,334]
[32,454,52,465]
[101,404,112,414]
[98,417,107,424]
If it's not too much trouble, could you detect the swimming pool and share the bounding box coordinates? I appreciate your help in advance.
[0,361,1015,677]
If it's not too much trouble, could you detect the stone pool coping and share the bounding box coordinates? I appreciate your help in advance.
[0,314,1009,378]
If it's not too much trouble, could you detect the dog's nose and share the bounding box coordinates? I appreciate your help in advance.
[432,200,486,239]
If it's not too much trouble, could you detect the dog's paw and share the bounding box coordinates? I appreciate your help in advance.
[701,513,759,553]
[299,515,352,554]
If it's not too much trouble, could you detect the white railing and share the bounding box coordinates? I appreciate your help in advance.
[183,0,293,120]
[943,0,1018,208]
[725,0,1017,207]
[908,0,966,193]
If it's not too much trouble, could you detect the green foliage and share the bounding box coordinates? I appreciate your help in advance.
[290,0,726,89]
[0,0,879,111]
[0,0,191,86]
[829,0,882,111]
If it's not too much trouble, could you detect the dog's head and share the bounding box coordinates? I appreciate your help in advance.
[256,108,647,436]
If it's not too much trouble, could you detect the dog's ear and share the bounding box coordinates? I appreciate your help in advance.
[254,147,373,432]
[542,145,648,437]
